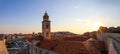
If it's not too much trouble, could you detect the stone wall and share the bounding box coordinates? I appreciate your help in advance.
[0,40,8,54]
[83,38,101,54]
[108,39,117,54]
[34,47,58,54]
[28,40,58,54]
[97,33,118,54]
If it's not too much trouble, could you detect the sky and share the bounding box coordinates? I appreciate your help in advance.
[0,0,120,34]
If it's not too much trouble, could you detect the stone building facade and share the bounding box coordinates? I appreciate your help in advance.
[42,11,51,39]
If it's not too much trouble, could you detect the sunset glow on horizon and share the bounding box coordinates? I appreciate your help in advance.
[92,22,103,31]
[0,0,120,34]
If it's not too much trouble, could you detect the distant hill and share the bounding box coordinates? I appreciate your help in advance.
[51,31,80,36]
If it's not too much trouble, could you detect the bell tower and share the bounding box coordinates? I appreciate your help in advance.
[42,11,51,39]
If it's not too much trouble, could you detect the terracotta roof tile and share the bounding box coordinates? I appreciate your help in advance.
[38,37,91,54]
[64,36,90,42]
[39,39,59,50]
[84,38,106,52]
[53,42,89,54]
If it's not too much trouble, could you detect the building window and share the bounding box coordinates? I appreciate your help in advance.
[46,25,49,28]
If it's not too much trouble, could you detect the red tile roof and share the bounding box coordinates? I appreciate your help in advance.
[25,36,33,41]
[94,41,106,51]
[39,39,59,50]
[64,36,90,42]
[38,39,89,54]
[53,42,89,54]
[84,38,106,53]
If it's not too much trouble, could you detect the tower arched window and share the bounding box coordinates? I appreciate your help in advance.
[46,25,49,28]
